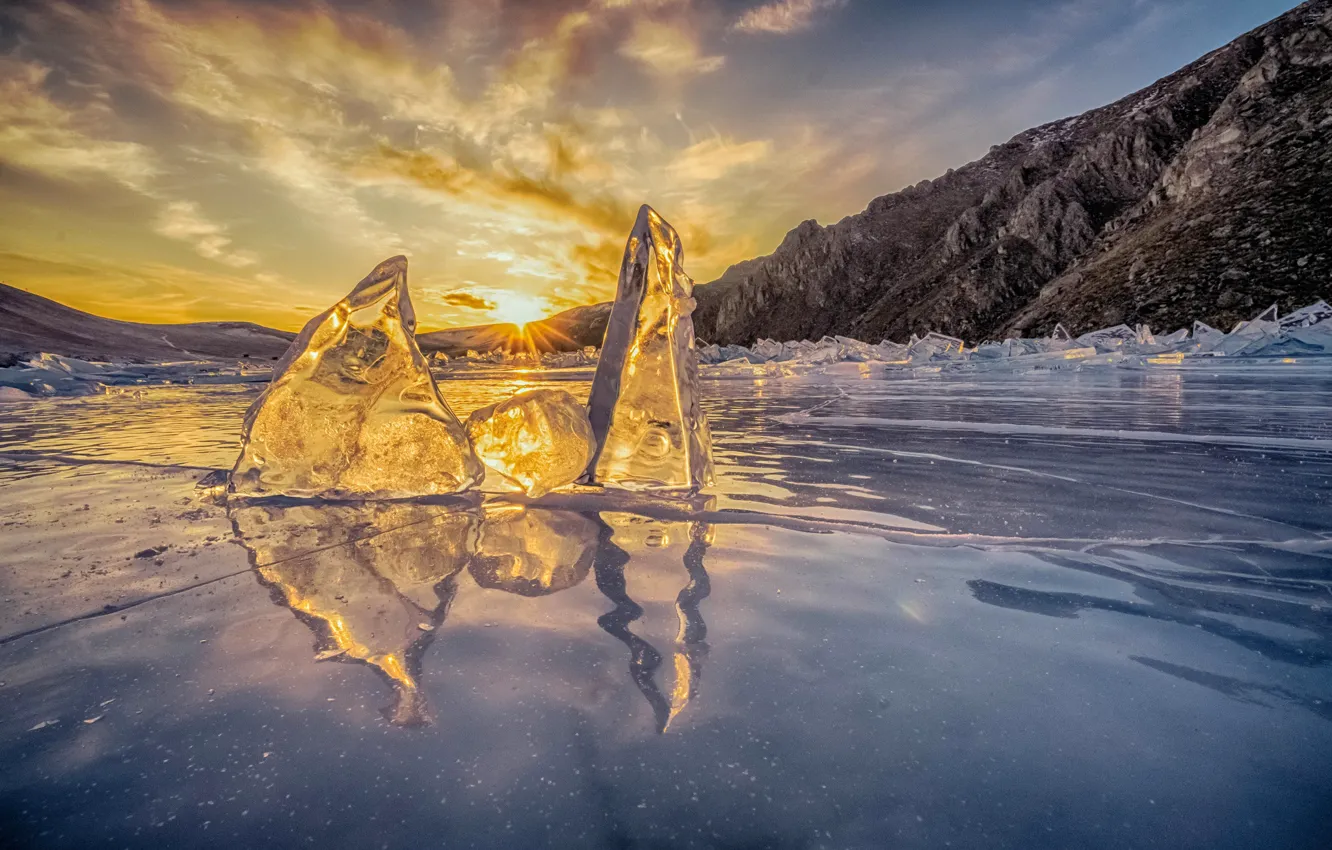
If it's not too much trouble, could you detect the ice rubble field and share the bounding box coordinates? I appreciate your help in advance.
[2,299,1329,399]
[0,355,1330,848]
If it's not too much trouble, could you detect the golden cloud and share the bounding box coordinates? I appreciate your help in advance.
[153,201,257,269]
[619,19,724,77]
[0,58,159,192]
[732,0,848,35]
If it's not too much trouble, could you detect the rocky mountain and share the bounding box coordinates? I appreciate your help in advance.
[695,0,1332,345]
[0,282,294,363]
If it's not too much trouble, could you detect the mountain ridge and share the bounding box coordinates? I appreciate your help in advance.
[0,282,613,362]
[0,282,295,363]
[693,0,1332,345]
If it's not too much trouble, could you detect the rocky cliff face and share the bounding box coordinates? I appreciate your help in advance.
[696,0,1332,345]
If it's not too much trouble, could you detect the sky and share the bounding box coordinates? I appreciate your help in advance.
[0,0,1300,332]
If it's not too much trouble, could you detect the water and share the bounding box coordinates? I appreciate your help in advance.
[1,363,1330,849]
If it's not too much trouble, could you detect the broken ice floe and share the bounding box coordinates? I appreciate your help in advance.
[691,300,1332,374]
[0,353,272,400]
[229,256,484,500]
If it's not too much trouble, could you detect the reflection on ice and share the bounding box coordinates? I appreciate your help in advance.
[229,502,478,725]
[593,511,714,732]
[470,505,598,595]
[228,494,715,731]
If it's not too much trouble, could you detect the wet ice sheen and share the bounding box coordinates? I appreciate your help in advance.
[229,256,483,499]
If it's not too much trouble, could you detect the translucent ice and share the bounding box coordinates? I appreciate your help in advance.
[465,389,595,497]
[230,256,484,500]
[1076,324,1138,353]
[908,332,966,361]
[583,205,714,492]
[1279,300,1332,329]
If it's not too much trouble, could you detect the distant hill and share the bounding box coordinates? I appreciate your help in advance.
[695,0,1332,344]
[0,283,623,363]
[416,278,729,356]
[0,283,295,363]
[417,302,612,357]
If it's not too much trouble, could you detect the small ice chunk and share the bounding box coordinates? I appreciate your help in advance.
[230,256,483,500]
[908,332,966,361]
[583,205,714,492]
[1279,300,1332,330]
[1076,324,1138,353]
[466,389,595,497]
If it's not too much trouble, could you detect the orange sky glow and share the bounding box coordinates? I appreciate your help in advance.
[0,0,1291,331]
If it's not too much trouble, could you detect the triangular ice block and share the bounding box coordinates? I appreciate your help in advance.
[1279,300,1332,329]
[582,205,713,492]
[230,256,484,499]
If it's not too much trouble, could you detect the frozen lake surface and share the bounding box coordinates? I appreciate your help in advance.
[2,363,1330,849]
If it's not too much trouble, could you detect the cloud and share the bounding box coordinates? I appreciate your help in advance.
[154,201,257,268]
[0,0,870,326]
[354,144,633,240]
[669,137,773,181]
[619,19,724,77]
[732,0,848,35]
[435,289,497,311]
[0,58,159,192]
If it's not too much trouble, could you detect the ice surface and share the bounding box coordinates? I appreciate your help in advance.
[4,364,1332,847]
[230,256,484,500]
[465,389,595,497]
[583,205,714,492]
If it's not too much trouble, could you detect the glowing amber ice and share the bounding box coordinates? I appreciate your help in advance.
[230,502,478,726]
[465,389,595,497]
[583,205,713,491]
[468,506,598,596]
[229,256,483,499]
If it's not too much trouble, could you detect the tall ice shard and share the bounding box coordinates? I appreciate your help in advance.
[582,205,713,491]
[230,256,484,499]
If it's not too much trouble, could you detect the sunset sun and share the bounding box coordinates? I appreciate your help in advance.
[490,291,552,327]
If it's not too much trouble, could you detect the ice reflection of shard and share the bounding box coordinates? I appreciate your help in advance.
[230,503,478,726]
[593,511,714,732]
[468,506,599,596]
